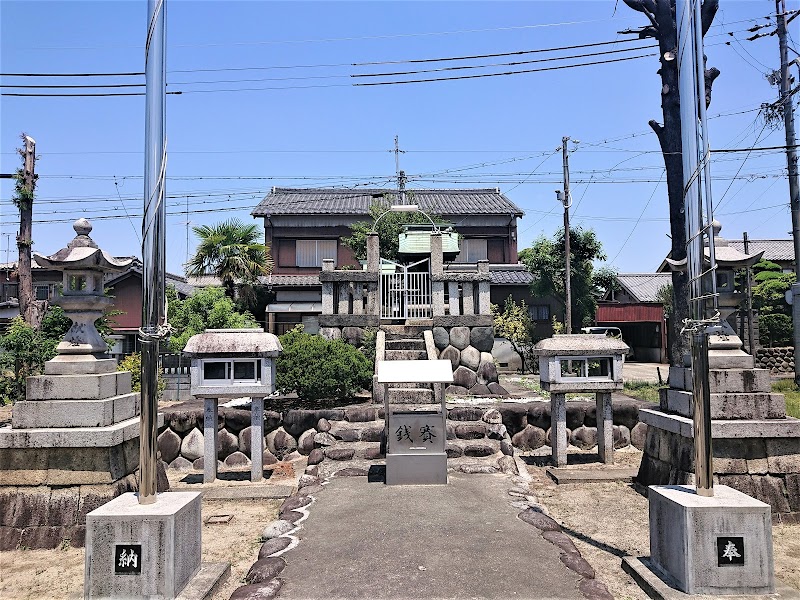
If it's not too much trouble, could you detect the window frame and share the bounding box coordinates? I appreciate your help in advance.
[296,239,338,268]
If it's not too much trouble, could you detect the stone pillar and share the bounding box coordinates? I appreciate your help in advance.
[203,398,219,483]
[550,393,567,467]
[793,283,800,384]
[462,283,475,315]
[430,232,443,276]
[352,283,364,315]
[367,282,379,316]
[431,281,445,316]
[367,233,380,272]
[251,398,264,482]
[595,392,613,464]
[448,282,460,316]
[477,261,491,315]
[322,259,335,315]
[268,311,275,334]
[338,282,351,315]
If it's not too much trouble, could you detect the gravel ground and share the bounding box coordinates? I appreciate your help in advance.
[523,446,800,600]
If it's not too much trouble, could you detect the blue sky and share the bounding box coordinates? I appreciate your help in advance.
[1,0,797,276]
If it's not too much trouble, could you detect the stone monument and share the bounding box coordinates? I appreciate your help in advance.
[0,219,163,550]
[637,221,800,521]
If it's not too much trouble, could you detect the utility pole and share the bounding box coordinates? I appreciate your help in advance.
[16,134,39,327]
[560,136,573,334]
[394,135,407,205]
[776,0,800,385]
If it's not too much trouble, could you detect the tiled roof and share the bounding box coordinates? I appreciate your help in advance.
[260,274,321,287]
[252,187,524,218]
[728,239,794,262]
[616,273,673,303]
[490,268,534,285]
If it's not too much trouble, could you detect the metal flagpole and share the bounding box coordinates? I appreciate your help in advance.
[676,0,719,497]
[139,0,167,505]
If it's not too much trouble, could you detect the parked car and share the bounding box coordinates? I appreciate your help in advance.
[580,326,622,338]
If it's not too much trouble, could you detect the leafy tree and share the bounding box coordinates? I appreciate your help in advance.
[491,296,534,373]
[117,352,166,397]
[521,227,609,330]
[166,286,258,352]
[655,283,674,317]
[342,198,448,263]
[276,326,373,401]
[622,0,720,366]
[185,218,273,301]
[751,260,795,347]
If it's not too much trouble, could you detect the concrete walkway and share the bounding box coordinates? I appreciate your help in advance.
[622,362,669,384]
[278,472,584,600]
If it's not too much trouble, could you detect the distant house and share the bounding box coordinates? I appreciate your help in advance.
[0,258,64,332]
[249,187,556,334]
[597,273,673,363]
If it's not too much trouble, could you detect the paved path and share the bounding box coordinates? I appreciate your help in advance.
[621,362,669,384]
[278,473,584,600]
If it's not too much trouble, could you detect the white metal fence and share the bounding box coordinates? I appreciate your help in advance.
[380,267,431,320]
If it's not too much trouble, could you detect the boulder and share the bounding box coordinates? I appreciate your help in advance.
[440,345,460,370]
[229,580,282,600]
[329,424,362,442]
[452,366,477,390]
[571,426,598,450]
[518,509,561,531]
[192,457,223,471]
[470,327,494,352]
[363,446,383,460]
[450,326,470,350]
[445,444,463,458]
[283,410,318,438]
[542,530,579,555]
[489,382,509,397]
[560,553,595,579]
[486,423,507,440]
[464,444,495,457]
[262,450,278,465]
[477,360,498,385]
[307,449,325,465]
[448,406,484,421]
[238,426,262,458]
[333,467,368,477]
[157,428,181,464]
[500,440,514,456]
[344,406,378,422]
[342,326,364,347]
[168,456,193,471]
[497,405,528,434]
[469,383,492,396]
[222,409,254,433]
[267,427,298,460]
[579,579,613,600]
[511,425,546,451]
[260,520,294,540]
[313,432,337,447]
[460,346,481,370]
[180,428,204,461]
[630,422,648,450]
[491,338,522,372]
[258,536,292,559]
[459,463,499,474]
[482,409,503,424]
[432,327,450,350]
[317,418,331,433]
[546,427,571,447]
[565,402,586,430]
[361,426,383,443]
[613,424,631,449]
[217,429,239,460]
[168,410,201,434]
[245,557,286,585]
[297,429,317,455]
[325,447,355,461]
[224,451,251,468]
[613,399,641,430]
[444,385,470,397]
[527,403,551,430]
[497,455,519,475]
[455,423,486,439]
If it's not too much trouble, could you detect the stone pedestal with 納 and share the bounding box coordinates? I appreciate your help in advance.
[84,491,202,599]
[648,484,774,595]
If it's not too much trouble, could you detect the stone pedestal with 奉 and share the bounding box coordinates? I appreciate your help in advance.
[649,484,774,595]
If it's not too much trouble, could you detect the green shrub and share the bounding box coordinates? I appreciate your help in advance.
[759,313,792,347]
[117,352,166,398]
[276,327,373,401]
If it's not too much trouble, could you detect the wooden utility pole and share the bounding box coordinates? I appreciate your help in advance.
[743,232,755,356]
[16,134,43,327]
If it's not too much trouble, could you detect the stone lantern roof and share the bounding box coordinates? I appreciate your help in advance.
[183,329,282,358]
[533,334,630,357]
[664,220,764,271]
[33,218,133,272]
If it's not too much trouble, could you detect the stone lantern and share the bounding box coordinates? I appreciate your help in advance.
[34,217,133,370]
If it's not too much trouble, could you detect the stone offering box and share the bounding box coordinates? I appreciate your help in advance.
[534,335,630,467]
[183,329,282,483]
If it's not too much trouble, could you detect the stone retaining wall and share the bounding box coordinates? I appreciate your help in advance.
[157,398,650,473]
[430,325,508,396]
[755,347,795,374]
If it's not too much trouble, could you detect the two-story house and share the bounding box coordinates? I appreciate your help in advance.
[249,187,556,335]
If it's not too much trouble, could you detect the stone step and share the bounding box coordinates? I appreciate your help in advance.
[386,349,428,361]
[385,339,427,351]
[386,381,430,389]
[387,387,434,404]
[11,393,140,429]
[380,325,430,340]
[661,389,787,420]
[668,367,771,394]
[26,371,133,400]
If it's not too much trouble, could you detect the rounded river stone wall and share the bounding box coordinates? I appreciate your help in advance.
[755,347,795,374]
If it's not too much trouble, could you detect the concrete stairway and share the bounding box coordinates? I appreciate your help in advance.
[378,326,435,406]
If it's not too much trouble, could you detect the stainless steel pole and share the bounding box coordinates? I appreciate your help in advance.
[691,331,713,496]
[139,0,167,505]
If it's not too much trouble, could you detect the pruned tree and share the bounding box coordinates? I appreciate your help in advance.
[621,0,720,365]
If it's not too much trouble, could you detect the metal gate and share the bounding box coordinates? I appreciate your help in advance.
[379,258,431,320]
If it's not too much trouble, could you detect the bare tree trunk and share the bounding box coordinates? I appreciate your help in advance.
[623,0,719,366]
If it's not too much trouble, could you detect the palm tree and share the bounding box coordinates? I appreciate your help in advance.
[185,219,273,300]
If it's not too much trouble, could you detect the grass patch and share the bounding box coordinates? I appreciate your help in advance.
[623,380,665,404]
[773,379,800,418]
